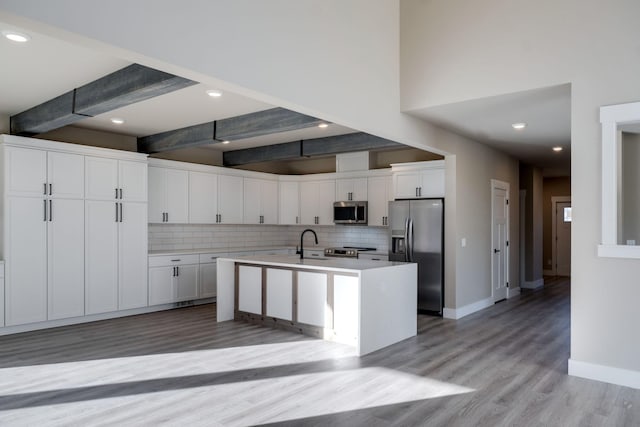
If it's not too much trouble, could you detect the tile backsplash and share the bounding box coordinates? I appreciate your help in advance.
[149,224,389,253]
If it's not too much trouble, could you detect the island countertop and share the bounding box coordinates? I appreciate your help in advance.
[218,254,408,273]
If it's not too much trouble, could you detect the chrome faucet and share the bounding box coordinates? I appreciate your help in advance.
[297,229,318,260]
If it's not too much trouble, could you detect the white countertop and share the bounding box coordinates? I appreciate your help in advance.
[219,254,408,273]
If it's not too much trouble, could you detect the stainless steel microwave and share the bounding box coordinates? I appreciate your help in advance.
[333,201,368,224]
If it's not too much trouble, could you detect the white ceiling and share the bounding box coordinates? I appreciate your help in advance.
[1,20,571,173]
[408,84,572,175]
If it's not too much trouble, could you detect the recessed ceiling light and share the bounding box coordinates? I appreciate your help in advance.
[512,122,527,130]
[2,30,30,43]
[552,146,563,152]
[206,90,222,97]
[318,123,329,128]
[110,117,125,125]
[221,140,230,144]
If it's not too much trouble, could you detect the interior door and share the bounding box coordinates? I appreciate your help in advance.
[492,186,508,301]
[555,201,572,276]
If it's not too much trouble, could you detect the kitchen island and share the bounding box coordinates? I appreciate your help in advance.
[217,254,417,355]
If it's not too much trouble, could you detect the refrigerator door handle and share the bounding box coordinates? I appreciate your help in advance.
[404,218,410,262]
[408,218,414,262]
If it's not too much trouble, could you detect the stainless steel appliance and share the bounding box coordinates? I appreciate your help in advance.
[333,201,368,225]
[324,246,376,258]
[388,199,444,315]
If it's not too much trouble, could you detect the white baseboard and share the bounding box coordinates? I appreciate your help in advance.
[543,269,554,276]
[569,358,640,390]
[443,297,493,320]
[521,278,544,289]
[507,286,521,298]
[0,297,216,336]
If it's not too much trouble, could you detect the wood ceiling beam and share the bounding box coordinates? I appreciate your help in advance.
[137,107,326,153]
[222,132,402,166]
[10,64,196,136]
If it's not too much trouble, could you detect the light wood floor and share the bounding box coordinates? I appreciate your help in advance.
[0,277,638,426]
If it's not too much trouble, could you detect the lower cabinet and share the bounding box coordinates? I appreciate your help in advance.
[198,253,221,298]
[148,255,199,305]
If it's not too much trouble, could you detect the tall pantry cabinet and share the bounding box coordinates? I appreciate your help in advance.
[0,135,148,326]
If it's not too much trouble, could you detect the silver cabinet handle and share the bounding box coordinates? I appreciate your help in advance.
[44,200,47,221]
[49,183,52,196]
[166,212,169,222]
[172,266,176,277]
[115,203,119,222]
[44,183,47,195]
[49,200,52,222]
[176,266,179,276]
[119,203,123,222]
[119,188,123,199]
[115,188,118,199]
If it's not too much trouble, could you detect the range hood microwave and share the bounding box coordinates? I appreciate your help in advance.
[333,201,368,225]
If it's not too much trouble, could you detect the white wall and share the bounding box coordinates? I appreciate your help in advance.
[0,2,519,323]
[401,0,640,381]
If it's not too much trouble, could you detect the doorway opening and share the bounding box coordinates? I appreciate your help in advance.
[491,179,510,302]
[552,196,571,276]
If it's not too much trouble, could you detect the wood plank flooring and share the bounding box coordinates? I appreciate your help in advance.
[0,277,638,426]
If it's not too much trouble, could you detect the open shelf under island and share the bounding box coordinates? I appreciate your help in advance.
[217,254,417,356]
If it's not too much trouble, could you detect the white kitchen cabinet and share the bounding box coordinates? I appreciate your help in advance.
[238,265,262,315]
[148,254,199,305]
[47,198,85,320]
[199,262,218,298]
[118,202,148,310]
[367,175,393,226]
[217,174,244,224]
[392,161,445,199]
[47,152,85,199]
[5,146,47,197]
[297,271,328,327]
[336,178,367,201]
[86,157,147,202]
[266,268,293,321]
[118,160,148,202]
[300,180,335,225]
[148,166,188,223]
[189,171,218,223]
[279,181,300,225]
[243,177,278,224]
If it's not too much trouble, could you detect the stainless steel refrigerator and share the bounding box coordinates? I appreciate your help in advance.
[388,199,444,315]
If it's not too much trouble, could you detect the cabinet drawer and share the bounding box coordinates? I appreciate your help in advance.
[148,254,199,267]
[199,253,227,263]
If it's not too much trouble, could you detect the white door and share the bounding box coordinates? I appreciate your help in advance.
[5,147,47,197]
[199,262,217,298]
[118,202,148,310]
[149,266,174,305]
[5,197,48,325]
[47,152,85,199]
[85,156,118,200]
[47,198,85,320]
[243,178,262,224]
[261,180,279,224]
[491,182,509,302]
[279,181,300,225]
[165,168,189,223]
[148,166,166,223]
[218,174,244,224]
[85,200,119,314]
[176,264,199,301]
[189,171,218,223]
[118,160,147,202]
[555,201,572,276]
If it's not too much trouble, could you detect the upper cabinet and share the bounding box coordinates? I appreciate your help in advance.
[86,157,147,202]
[300,180,335,225]
[367,175,393,226]
[279,181,300,225]
[148,166,188,223]
[392,160,445,199]
[217,174,244,224]
[336,178,367,201]
[189,171,218,224]
[244,177,278,224]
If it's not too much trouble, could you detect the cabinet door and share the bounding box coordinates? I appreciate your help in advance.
[394,172,422,199]
[85,200,119,315]
[279,181,300,225]
[47,152,84,199]
[149,266,174,305]
[165,168,189,223]
[243,178,262,224]
[367,175,391,226]
[119,160,147,202]
[5,147,47,197]
[419,168,445,198]
[297,271,327,327]
[299,182,318,225]
[189,171,218,223]
[85,157,118,200]
[336,178,367,201]
[119,202,148,310]
[218,174,244,224]
[351,178,368,201]
[261,180,279,224]
[0,267,4,327]
[199,262,217,298]
[48,198,85,320]
[176,264,199,301]
[148,166,166,223]
[336,179,352,201]
[5,197,48,326]
[316,180,336,225]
